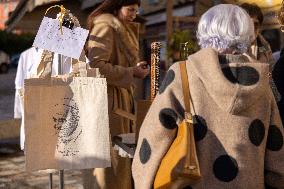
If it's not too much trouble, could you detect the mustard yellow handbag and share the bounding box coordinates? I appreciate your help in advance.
[153,61,201,189]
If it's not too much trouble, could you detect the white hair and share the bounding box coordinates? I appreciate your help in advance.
[197,4,255,53]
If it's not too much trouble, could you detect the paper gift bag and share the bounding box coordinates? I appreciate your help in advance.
[24,52,110,172]
[33,6,89,59]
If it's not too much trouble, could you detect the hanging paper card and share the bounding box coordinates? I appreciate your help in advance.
[33,16,89,59]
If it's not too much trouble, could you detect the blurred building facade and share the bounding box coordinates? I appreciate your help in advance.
[4,0,284,100]
[139,0,284,55]
[0,0,19,30]
[5,0,87,33]
[139,0,232,64]
[5,0,284,52]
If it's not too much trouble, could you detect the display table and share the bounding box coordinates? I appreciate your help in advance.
[113,133,136,158]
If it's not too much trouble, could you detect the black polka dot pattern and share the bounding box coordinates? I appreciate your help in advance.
[265,183,278,189]
[267,125,283,151]
[170,92,185,119]
[248,119,265,146]
[219,55,228,65]
[222,66,259,86]
[183,186,193,189]
[139,139,151,164]
[159,70,175,94]
[193,115,208,141]
[213,155,239,182]
[264,171,278,188]
[159,108,178,130]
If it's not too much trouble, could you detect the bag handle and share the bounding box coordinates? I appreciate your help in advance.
[36,50,87,78]
[180,61,201,173]
[179,61,192,120]
[37,50,54,78]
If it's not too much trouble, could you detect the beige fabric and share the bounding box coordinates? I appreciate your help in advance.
[24,77,110,171]
[132,48,284,189]
[249,34,275,70]
[86,13,140,189]
[36,50,54,78]
[249,34,281,101]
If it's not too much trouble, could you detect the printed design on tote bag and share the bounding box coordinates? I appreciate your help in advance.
[52,97,82,156]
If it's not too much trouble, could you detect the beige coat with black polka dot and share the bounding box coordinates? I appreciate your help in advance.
[132,48,284,189]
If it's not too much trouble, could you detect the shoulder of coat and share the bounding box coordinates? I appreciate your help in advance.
[257,34,272,52]
[92,13,123,32]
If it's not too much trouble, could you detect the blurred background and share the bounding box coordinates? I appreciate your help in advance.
[0,0,283,188]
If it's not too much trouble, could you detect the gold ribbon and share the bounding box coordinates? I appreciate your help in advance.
[37,50,54,78]
[45,5,66,35]
[277,1,284,32]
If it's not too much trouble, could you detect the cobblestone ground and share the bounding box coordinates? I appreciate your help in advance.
[0,149,83,189]
[0,68,84,189]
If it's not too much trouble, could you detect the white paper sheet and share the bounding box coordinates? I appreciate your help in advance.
[33,16,89,59]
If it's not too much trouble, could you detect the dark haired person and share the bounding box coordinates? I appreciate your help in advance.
[273,48,284,125]
[241,3,281,101]
[84,0,148,188]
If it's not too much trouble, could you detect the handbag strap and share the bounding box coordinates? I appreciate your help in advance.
[180,61,198,171]
[179,61,191,115]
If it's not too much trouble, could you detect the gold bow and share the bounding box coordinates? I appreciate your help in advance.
[277,0,284,32]
[45,5,66,35]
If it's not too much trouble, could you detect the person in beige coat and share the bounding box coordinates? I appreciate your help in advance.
[132,4,284,189]
[84,0,148,188]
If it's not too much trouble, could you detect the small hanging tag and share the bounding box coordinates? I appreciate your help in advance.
[33,16,89,59]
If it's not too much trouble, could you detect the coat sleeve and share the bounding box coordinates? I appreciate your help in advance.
[264,93,284,188]
[132,63,185,189]
[15,53,25,90]
[87,23,134,89]
[266,46,275,71]
[14,53,25,118]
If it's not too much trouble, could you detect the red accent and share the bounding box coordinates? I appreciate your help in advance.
[0,1,19,30]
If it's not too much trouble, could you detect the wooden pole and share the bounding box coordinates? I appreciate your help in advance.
[166,0,174,43]
[166,0,174,69]
[172,16,199,23]
[49,173,53,189]
[59,170,64,189]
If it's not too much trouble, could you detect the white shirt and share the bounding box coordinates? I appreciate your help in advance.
[14,47,72,150]
[273,51,281,63]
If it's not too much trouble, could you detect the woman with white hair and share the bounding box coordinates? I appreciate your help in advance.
[132,4,284,189]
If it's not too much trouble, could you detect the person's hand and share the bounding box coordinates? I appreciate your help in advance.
[133,61,149,79]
